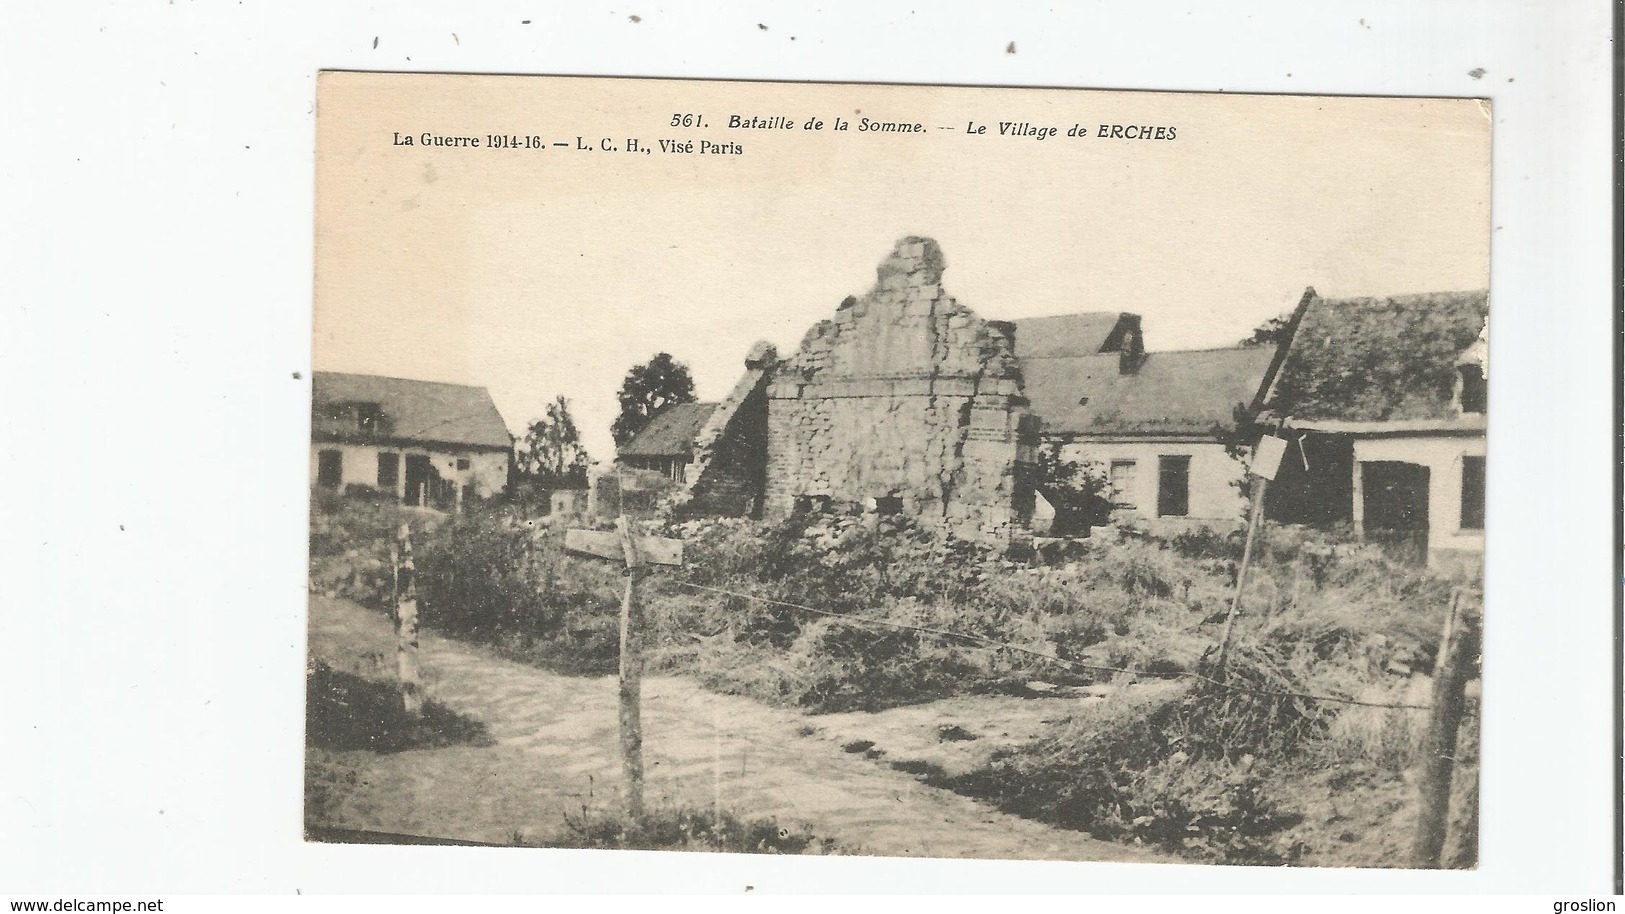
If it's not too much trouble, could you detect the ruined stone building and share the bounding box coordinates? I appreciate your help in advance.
[619,237,1039,546]
[615,237,1286,547]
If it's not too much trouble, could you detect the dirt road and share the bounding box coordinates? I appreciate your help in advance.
[306,594,1164,862]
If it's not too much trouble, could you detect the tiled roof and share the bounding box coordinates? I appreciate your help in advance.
[1023,347,1277,436]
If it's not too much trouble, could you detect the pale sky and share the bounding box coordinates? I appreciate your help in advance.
[315,74,1491,463]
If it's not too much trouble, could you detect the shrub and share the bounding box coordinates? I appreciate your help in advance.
[305,659,493,753]
[938,669,1321,863]
[413,505,624,675]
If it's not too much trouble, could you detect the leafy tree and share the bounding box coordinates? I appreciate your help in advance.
[516,396,591,487]
[611,352,697,447]
[1239,313,1293,348]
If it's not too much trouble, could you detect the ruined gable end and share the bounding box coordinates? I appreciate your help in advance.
[762,237,1037,548]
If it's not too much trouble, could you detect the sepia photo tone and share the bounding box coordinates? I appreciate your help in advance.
[308,73,1489,867]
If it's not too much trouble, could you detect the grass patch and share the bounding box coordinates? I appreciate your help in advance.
[306,660,494,753]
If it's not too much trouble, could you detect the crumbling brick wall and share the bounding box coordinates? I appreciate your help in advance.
[763,237,1038,547]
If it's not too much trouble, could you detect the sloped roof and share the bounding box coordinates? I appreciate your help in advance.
[1265,290,1489,422]
[1024,348,1277,436]
[1012,312,1135,359]
[618,401,719,458]
[311,371,511,449]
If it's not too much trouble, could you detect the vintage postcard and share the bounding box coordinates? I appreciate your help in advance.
[308,72,1489,868]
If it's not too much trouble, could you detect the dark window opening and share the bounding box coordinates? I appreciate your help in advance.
[456,457,471,471]
[316,449,343,488]
[1157,455,1191,517]
[873,495,903,515]
[1460,455,1485,530]
[1458,365,1486,414]
[377,452,399,488]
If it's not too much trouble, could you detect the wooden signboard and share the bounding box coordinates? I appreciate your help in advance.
[564,528,683,566]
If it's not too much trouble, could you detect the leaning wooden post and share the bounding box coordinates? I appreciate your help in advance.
[1414,588,1481,867]
[614,516,646,818]
[1216,433,1287,674]
[393,522,424,718]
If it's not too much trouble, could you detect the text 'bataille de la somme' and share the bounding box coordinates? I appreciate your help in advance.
[390,115,1176,158]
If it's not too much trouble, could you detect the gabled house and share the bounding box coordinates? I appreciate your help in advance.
[1016,312,1279,534]
[1259,289,1488,570]
[615,401,720,484]
[310,371,512,509]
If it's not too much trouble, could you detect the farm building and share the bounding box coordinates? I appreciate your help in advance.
[1258,289,1488,570]
[615,401,720,484]
[310,371,513,510]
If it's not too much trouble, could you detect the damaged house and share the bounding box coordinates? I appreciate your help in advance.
[310,371,513,510]
[1258,289,1488,570]
[620,239,1036,546]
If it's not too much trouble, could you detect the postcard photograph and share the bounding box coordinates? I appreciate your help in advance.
[307,72,1490,869]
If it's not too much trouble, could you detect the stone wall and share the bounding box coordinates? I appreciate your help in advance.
[763,237,1038,547]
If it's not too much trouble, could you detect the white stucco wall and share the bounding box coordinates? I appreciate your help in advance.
[1352,435,1485,563]
[1057,439,1247,533]
[309,443,508,503]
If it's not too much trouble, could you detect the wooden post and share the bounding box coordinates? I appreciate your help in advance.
[1351,458,1365,541]
[1413,588,1480,867]
[564,520,680,820]
[393,523,424,718]
[615,517,646,818]
[1216,475,1269,674]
